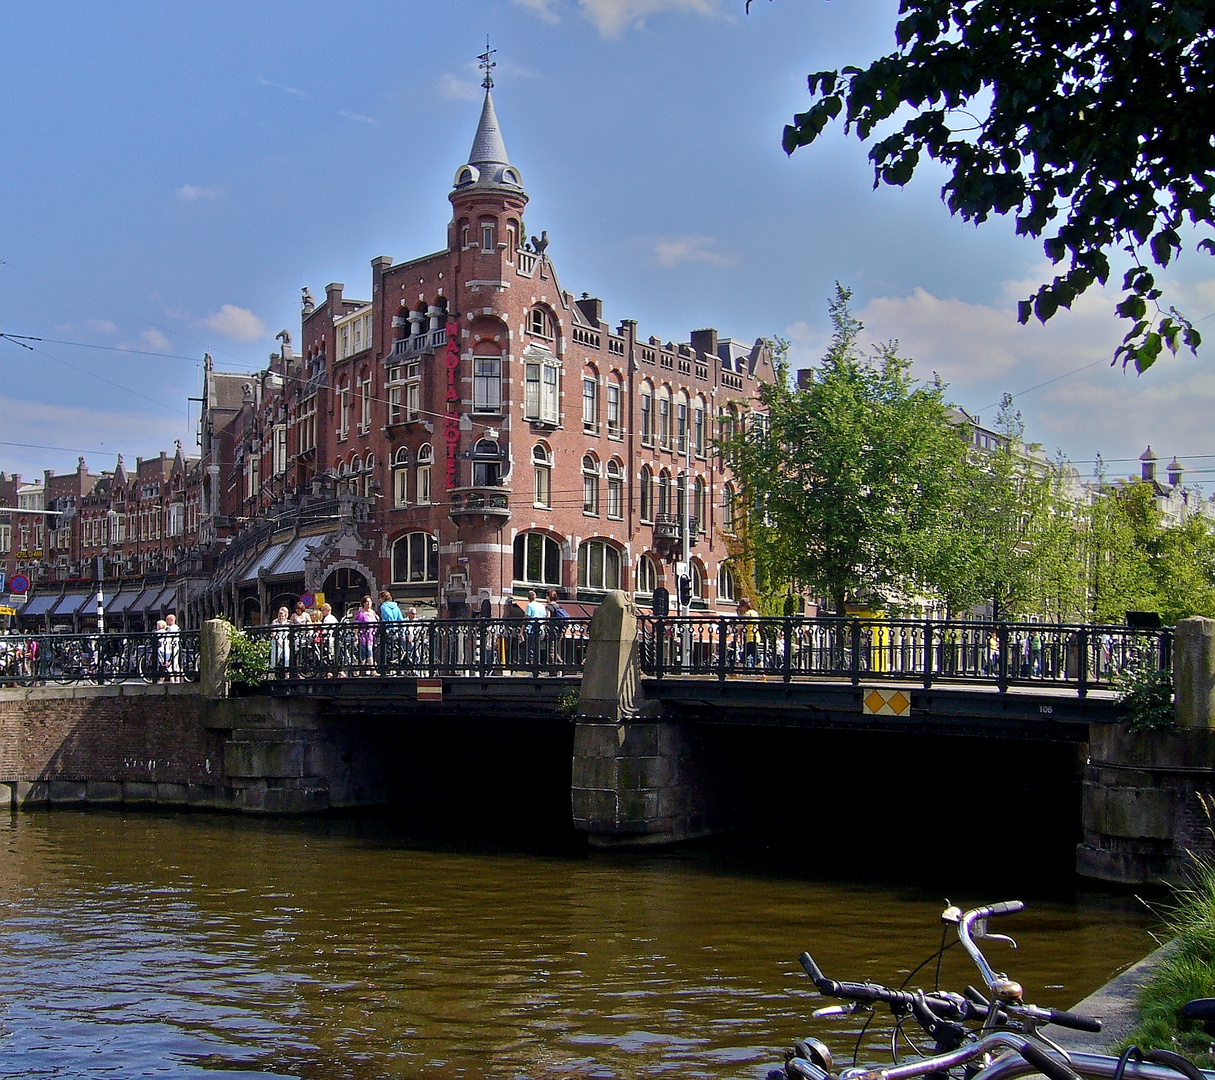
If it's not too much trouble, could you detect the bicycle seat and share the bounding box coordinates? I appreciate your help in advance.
[1180,998,1215,1034]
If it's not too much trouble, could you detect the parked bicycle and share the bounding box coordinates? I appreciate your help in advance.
[769,901,1213,1080]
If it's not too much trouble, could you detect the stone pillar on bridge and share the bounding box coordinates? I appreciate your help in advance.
[200,619,232,699]
[1078,616,1215,885]
[571,591,717,847]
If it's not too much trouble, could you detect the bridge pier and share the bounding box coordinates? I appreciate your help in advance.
[571,591,721,846]
[1078,616,1215,885]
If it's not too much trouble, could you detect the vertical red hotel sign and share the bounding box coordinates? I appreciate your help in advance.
[444,318,461,490]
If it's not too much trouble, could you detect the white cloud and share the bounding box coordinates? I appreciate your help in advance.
[849,278,1215,465]
[139,329,170,351]
[0,395,188,479]
[259,75,302,96]
[83,319,119,335]
[579,0,722,37]
[654,235,731,268]
[200,305,266,343]
[338,110,376,125]
[176,184,219,202]
[513,0,561,22]
[438,72,480,102]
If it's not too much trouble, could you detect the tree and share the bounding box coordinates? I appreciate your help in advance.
[925,397,1087,619]
[751,0,1212,371]
[722,285,970,614]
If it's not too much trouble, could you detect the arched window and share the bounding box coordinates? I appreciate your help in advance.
[717,563,736,602]
[337,379,350,439]
[690,561,704,601]
[676,390,689,454]
[472,439,501,487]
[393,447,410,506]
[514,532,561,587]
[582,367,600,434]
[578,540,621,592]
[607,376,623,438]
[636,554,658,596]
[640,381,654,446]
[676,472,687,520]
[363,454,376,497]
[416,444,433,505]
[693,476,706,534]
[639,465,654,522]
[532,444,552,508]
[606,459,624,520]
[529,306,554,339]
[658,469,671,517]
[391,532,438,583]
[722,483,736,534]
[657,386,672,448]
[582,453,600,515]
[358,367,372,433]
[693,396,707,456]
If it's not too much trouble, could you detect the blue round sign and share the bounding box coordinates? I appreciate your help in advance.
[9,573,30,595]
[300,592,315,609]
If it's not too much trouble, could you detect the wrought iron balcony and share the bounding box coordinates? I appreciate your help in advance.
[448,486,510,523]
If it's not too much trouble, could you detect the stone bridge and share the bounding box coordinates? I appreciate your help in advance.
[2,597,1214,886]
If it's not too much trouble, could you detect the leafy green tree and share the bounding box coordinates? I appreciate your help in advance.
[1087,482,1164,622]
[925,397,1086,619]
[751,0,1211,371]
[722,285,970,614]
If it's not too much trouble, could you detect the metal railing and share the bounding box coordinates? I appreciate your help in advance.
[639,616,1172,698]
[0,630,200,686]
[244,618,592,681]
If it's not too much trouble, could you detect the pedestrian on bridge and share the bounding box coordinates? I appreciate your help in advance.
[354,595,378,671]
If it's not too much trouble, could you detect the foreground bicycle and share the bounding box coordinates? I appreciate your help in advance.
[769,901,1214,1080]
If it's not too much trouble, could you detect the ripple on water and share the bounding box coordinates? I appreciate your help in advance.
[0,811,1156,1080]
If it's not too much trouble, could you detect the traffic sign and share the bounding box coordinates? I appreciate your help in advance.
[300,592,315,609]
[9,573,29,595]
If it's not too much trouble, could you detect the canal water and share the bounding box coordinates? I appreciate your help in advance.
[0,809,1156,1080]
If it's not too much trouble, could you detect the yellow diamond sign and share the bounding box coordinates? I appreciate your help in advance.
[862,688,911,716]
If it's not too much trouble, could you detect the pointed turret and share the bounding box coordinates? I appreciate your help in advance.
[451,88,526,196]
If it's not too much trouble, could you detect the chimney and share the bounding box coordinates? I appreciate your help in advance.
[1169,457,1183,487]
[575,294,603,326]
[690,328,718,358]
[325,282,345,311]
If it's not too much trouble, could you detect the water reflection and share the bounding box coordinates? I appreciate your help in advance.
[0,811,1155,1080]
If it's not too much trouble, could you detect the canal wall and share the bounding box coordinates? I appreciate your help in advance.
[0,682,388,812]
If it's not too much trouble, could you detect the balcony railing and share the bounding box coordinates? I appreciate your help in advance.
[448,487,510,521]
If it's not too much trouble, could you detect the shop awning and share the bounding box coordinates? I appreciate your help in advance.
[126,587,162,614]
[238,541,288,583]
[266,535,321,578]
[18,593,60,618]
[150,586,177,613]
[105,590,139,614]
[49,592,93,617]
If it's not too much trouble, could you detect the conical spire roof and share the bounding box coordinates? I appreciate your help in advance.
[451,89,525,195]
[469,90,510,167]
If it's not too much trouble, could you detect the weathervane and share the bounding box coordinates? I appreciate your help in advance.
[478,36,496,90]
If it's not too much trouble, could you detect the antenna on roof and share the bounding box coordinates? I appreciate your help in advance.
[478,36,497,90]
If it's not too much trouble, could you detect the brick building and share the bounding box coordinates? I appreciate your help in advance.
[182,79,770,625]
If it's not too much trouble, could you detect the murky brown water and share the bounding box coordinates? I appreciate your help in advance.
[0,810,1156,1079]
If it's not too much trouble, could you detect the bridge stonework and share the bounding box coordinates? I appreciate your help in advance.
[0,683,387,814]
[1077,616,1215,885]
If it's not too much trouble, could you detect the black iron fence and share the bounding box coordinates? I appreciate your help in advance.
[639,616,1171,697]
[243,617,594,680]
[0,618,1172,697]
[0,630,200,686]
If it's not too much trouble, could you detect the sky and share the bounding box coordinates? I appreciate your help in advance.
[1,0,1212,489]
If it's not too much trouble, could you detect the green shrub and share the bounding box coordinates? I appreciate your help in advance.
[1114,653,1175,731]
[218,618,270,689]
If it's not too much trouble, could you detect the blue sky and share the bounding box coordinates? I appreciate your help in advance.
[1,0,1212,487]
